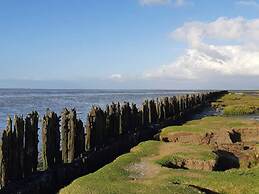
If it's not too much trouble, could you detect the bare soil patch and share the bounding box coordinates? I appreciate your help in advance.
[160,127,259,171]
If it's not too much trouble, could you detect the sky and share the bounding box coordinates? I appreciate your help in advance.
[0,0,259,89]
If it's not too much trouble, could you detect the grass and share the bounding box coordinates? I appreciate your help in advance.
[60,141,200,194]
[212,93,259,115]
[223,105,257,116]
[168,167,259,194]
[60,138,259,194]
[160,115,259,137]
[156,144,216,167]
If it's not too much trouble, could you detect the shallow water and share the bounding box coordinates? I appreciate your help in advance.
[0,89,201,131]
[231,114,259,121]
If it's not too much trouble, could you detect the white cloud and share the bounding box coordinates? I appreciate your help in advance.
[172,17,259,45]
[139,0,171,6]
[145,17,259,81]
[236,0,259,8]
[139,0,188,6]
[110,74,123,80]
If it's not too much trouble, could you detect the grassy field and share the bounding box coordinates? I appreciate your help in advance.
[212,92,259,115]
[160,115,259,137]
[60,137,259,194]
[60,92,259,194]
[59,141,201,194]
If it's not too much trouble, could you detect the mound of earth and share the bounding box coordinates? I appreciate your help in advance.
[159,127,259,170]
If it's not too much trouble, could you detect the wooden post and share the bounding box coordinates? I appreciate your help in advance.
[75,118,85,158]
[121,102,131,134]
[42,111,60,170]
[14,115,25,179]
[131,103,139,131]
[62,108,85,163]
[24,112,39,177]
[86,107,97,151]
[142,100,149,126]
[148,100,158,124]
[61,108,69,163]
[86,107,106,151]
[0,117,12,187]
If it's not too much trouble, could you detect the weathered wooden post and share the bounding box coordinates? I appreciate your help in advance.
[121,102,132,134]
[148,100,157,124]
[86,109,94,151]
[24,112,39,177]
[186,94,190,110]
[1,129,8,187]
[142,100,149,126]
[106,104,117,140]
[75,118,85,158]
[7,117,16,181]
[86,107,96,151]
[96,107,106,146]
[61,108,85,163]
[178,96,183,113]
[131,103,139,131]
[42,111,61,170]
[189,94,193,108]
[156,98,165,122]
[168,97,174,118]
[105,103,120,141]
[176,96,180,116]
[61,108,69,163]
[155,98,160,122]
[0,117,13,187]
[14,115,25,179]
[86,106,107,151]
[162,97,170,119]
[0,115,26,187]
[69,109,85,161]
[67,109,76,163]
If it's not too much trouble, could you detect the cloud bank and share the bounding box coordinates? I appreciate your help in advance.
[145,17,259,83]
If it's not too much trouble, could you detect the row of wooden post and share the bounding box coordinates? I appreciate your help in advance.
[0,91,227,188]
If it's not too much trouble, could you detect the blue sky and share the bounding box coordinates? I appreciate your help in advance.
[1,0,259,89]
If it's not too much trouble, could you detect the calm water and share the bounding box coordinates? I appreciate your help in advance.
[0,89,200,131]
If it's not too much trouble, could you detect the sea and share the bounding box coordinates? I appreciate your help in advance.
[0,89,201,132]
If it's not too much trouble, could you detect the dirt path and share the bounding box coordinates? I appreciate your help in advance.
[126,142,196,182]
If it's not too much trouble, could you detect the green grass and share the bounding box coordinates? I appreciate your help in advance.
[223,105,257,115]
[160,116,259,137]
[213,93,259,116]
[168,166,259,194]
[60,140,200,194]
[60,138,259,194]
[157,144,216,167]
